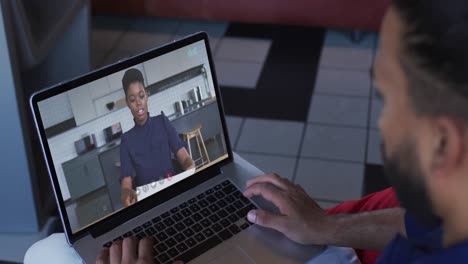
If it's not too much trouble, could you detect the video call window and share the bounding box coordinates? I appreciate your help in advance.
[38,41,228,233]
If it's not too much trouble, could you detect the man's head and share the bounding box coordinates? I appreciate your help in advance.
[375,0,468,227]
[122,68,148,125]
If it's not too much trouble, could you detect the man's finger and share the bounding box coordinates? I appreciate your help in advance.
[95,248,109,264]
[138,237,154,262]
[246,174,290,190]
[247,209,287,233]
[122,237,138,263]
[243,182,288,211]
[110,240,123,264]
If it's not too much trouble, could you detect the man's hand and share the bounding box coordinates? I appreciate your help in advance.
[96,237,153,264]
[243,174,337,245]
[96,237,184,264]
[121,188,137,207]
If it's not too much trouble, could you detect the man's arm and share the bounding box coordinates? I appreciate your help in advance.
[243,174,405,251]
[328,208,405,250]
[176,148,195,170]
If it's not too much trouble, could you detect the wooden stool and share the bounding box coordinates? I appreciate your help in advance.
[181,125,210,168]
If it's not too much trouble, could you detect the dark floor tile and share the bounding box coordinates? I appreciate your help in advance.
[363,164,391,196]
[220,23,325,122]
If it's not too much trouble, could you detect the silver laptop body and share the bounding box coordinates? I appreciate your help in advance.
[30,32,323,264]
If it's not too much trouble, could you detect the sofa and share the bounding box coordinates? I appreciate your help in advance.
[92,0,391,31]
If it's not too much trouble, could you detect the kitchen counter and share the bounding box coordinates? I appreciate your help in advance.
[62,138,121,165]
[167,97,217,122]
[62,138,122,208]
[97,138,121,154]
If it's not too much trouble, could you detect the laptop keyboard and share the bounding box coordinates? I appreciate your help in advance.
[103,180,257,264]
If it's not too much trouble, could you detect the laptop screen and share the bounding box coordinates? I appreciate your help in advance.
[36,39,229,233]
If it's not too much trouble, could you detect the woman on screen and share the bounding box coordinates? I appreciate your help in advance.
[119,68,194,207]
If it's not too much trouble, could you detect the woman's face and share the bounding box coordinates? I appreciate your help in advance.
[126,82,148,125]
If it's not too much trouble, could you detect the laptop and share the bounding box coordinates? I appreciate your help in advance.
[30,32,323,263]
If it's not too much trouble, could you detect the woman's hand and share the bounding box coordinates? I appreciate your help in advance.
[121,188,137,207]
[243,174,337,245]
[176,148,195,170]
[121,176,137,207]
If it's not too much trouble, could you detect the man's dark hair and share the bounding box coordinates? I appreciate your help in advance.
[122,68,145,96]
[392,0,468,121]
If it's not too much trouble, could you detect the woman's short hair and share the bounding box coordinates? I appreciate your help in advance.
[122,68,145,96]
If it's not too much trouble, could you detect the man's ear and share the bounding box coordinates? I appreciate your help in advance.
[431,117,465,176]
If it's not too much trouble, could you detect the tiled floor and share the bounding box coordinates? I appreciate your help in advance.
[91,16,386,208]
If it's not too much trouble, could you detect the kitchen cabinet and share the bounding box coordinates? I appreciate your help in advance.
[62,150,105,200]
[89,77,111,100]
[38,92,74,129]
[67,83,97,126]
[99,145,123,210]
[73,187,113,228]
[143,47,203,85]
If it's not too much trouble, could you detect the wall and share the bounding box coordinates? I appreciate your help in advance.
[0,0,39,232]
[38,93,74,128]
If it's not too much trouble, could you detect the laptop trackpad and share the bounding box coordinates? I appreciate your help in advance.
[207,245,255,264]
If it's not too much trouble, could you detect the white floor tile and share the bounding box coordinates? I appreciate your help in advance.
[101,49,136,66]
[319,46,374,70]
[295,158,364,201]
[238,152,297,180]
[92,51,109,68]
[308,95,369,127]
[216,37,272,63]
[209,37,222,54]
[170,35,221,55]
[114,32,173,55]
[367,129,383,165]
[301,124,367,162]
[237,118,304,156]
[215,60,263,89]
[314,69,371,97]
[225,116,244,147]
[92,29,123,52]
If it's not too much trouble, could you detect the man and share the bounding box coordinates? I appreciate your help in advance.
[99,0,468,262]
[244,0,468,262]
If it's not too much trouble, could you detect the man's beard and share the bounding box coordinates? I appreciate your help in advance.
[381,140,442,227]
